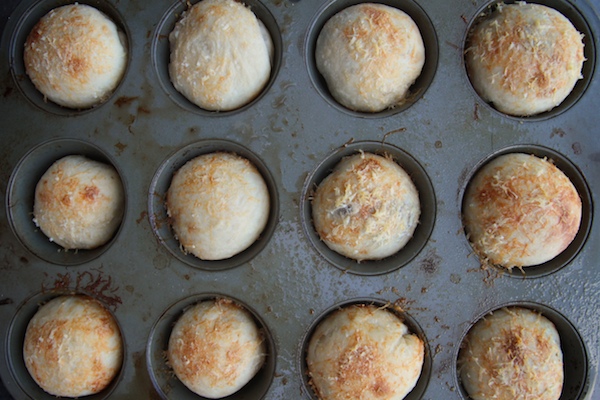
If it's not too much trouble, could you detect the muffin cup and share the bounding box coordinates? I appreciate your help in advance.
[146,293,276,400]
[454,301,591,400]
[301,140,435,275]
[6,138,127,266]
[460,144,592,278]
[152,0,282,115]
[148,139,279,271]
[462,0,596,121]
[5,290,126,400]
[8,0,131,115]
[305,0,438,118]
[299,297,431,400]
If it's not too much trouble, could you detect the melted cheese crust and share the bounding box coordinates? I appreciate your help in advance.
[33,155,124,250]
[312,152,420,261]
[316,3,425,112]
[466,2,584,116]
[458,307,563,400]
[168,299,265,398]
[24,4,127,108]
[23,295,123,397]
[463,153,581,269]
[169,0,272,111]
[307,304,424,400]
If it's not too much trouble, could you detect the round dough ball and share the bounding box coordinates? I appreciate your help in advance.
[169,0,273,111]
[307,304,424,400]
[167,299,266,398]
[23,295,123,397]
[458,307,563,400]
[463,153,581,269]
[465,3,585,116]
[312,152,420,261]
[33,155,125,250]
[316,3,425,112]
[166,152,269,260]
[24,4,127,109]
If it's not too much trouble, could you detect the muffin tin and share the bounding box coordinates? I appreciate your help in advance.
[0,0,598,399]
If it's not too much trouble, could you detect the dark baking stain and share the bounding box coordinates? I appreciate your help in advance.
[473,102,480,121]
[445,40,460,50]
[551,127,566,138]
[136,210,148,224]
[183,274,190,281]
[114,142,127,155]
[420,249,441,274]
[461,14,468,24]
[0,298,14,306]
[3,86,13,98]
[132,351,143,370]
[114,96,138,108]
[20,256,29,264]
[138,106,151,115]
[434,140,443,149]
[572,142,582,155]
[188,126,199,135]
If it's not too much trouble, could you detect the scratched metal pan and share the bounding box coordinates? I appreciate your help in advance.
[0,0,599,399]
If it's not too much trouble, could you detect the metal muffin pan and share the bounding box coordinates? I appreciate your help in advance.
[0,0,598,398]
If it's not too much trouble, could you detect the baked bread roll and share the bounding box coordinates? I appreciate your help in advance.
[24,4,127,109]
[463,153,581,269]
[33,155,125,250]
[169,0,273,111]
[312,152,420,261]
[167,299,265,398]
[458,307,563,400]
[306,304,424,400]
[23,295,123,397]
[465,3,585,116]
[315,3,425,112]
[166,152,269,260]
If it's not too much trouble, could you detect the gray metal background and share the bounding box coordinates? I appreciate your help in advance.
[0,0,598,399]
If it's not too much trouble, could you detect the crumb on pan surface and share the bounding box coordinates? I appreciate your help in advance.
[24,3,127,109]
[463,153,581,269]
[306,304,424,400]
[458,306,563,400]
[312,152,420,261]
[33,155,125,250]
[465,2,585,116]
[23,295,123,397]
[315,3,425,112]
[167,298,266,398]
